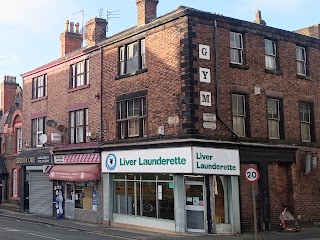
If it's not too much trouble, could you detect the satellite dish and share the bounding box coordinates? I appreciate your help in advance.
[39,134,48,144]
[57,125,67,132]
[46,119,57,127]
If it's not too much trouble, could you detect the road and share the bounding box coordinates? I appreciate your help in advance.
[0,216,132,240]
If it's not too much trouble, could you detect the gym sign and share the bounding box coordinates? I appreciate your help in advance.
[102,147,240,175]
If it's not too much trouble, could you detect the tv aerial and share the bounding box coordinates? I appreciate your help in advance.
[106,9,120,36]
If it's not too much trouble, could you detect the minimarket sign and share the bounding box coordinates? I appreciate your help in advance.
[101,147,240,175]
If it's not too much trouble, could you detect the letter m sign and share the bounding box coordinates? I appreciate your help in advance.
[200,91,212,106]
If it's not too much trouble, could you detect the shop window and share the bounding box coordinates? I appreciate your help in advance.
[214,176,231,224]
[75,182,98,211]
[12,169,18,197]
[113,174,174,220]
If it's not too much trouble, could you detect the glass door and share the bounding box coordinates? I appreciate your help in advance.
[65,182,75,219]
[185,178,206,233]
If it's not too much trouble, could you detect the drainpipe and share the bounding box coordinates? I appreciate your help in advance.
[100,46,104,144]
[214,19,239,140]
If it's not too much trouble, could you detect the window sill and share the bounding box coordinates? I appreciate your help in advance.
[31,96,47,103]
[68,84,90,93]
[297,74,312,80]
[265,69,283,75]
[230,63,249,70]
[116,68,148,80]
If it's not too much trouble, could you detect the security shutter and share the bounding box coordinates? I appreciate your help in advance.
[29,171,52,216]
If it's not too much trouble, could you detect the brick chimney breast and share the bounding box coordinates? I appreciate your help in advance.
[136,0,159,26]
[60,19,83,57]
[85,17,107,47]
[253,10,266,25]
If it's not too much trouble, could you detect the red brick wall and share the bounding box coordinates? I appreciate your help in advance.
[22,52,102,147]
[102,17,187,140]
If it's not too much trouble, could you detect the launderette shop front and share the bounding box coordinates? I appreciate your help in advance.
[101,146,241,234]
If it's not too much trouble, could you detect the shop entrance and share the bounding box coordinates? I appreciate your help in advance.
[185,176,206,233]
[65,182,75,219]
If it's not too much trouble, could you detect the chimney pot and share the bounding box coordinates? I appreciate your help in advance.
[70,22,75,33]
[253,10,266,25]
[75,22,80,34]
[64,20,69,32]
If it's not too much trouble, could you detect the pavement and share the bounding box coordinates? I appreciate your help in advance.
[0,208,319,240]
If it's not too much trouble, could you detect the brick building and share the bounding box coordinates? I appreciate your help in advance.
[0,75,22,207]
[20,0,320,235]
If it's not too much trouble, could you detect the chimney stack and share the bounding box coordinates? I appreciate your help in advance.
[136,0,159,26]
[85,17,107,47]
[60,20,83,57]
[0,75,19,114]
[253,10,266,25]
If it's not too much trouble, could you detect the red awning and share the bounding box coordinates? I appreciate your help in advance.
[49,164,100,182]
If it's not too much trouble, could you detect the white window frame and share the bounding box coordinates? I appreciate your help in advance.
[267,99,280,139]
[32,75,47,99]
[265,39,277,70]
[13,169,18,197]
[32,117,45,148]
[230,32,243,64]
[232,94,246,137]
[70,59,89,88]
[296,46,307,76]
[300,102,311,142]
[17,128,22,152]
[70,109,89,144]
[117,96,147,139]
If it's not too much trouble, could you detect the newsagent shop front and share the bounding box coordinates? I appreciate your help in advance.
[101,146,241,234]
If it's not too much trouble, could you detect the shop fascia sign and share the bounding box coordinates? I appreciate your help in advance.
[16,153,52,165]
[101,147,240,175]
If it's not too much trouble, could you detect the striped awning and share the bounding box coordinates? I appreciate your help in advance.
[54,153,100,164]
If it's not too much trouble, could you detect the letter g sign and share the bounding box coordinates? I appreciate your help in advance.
[199,44,210,60]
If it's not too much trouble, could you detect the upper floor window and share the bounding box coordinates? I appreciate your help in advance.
[32,117,45,148]
[12,169,18,197]
[267,98,282,140]
[230,32,243,64]
[32,74,47,99]
[299,102,315,142]
[119,39,146,75]
[70,109,89,144]
[232,94,246,137]
[16,128,22,153]
[70,60,89,88]
[117,95,147,139]
[265,39,277,70]
[296,47,307,76]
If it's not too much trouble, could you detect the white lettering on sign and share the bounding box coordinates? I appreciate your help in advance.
[200,91,212,106]
[203,113,216,122]
[203,122,216,130]
[199,44,210,60]
[199,68,211,83]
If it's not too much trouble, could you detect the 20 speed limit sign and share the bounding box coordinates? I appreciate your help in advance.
[245,167,260,182]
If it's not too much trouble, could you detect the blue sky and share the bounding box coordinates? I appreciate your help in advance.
[0,0,319,86]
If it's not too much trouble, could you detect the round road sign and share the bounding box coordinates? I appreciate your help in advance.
[245,167,260,182]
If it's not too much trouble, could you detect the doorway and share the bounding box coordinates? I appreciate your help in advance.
[185,176,206,233]
[65,182,75,219]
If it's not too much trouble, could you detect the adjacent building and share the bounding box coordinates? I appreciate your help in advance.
[0,75,22,207]
[19,0,320,235]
